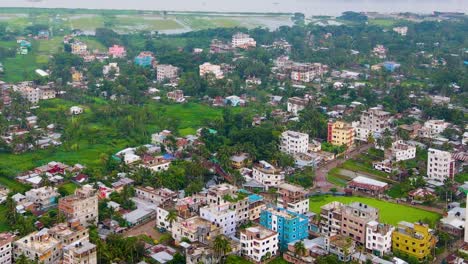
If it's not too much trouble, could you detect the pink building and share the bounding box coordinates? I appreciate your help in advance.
[108,45,126,58]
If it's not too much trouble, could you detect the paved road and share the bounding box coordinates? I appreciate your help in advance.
[314,143,372,191]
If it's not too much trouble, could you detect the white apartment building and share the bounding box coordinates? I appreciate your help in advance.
[200,204,236,236]
[58,185,99,227]
[63,241,97,264]
[205,184,250,225]
[365,221,394,256]
[240,225,278,263]
[423,120,450,137]
[280,130,309,155]
[287,97,309,116]
[171,216,221,244]
[277,183,309,214]
[25,186,59,210]
[252,161,285,190]
[16,86,40,104]
[156,64,179,81]
[232,33,256,49]
[135,186,177,205]
[0,233,15,264]
[391,140,416,162]
[427,148,455,182]
[199,62,224,79]
[353,107,391,141]
[71,42,87,55]
[14,229,62,264]
[393,26,408,36]
[320,201,343,236]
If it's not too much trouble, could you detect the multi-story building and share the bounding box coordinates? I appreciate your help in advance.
[320,202,343,236]
[200,204,236,236]
[171,216,222,245]
[205,184,250,225]
[240,225,278,263]
[372,44,387,59]
[103,63,120,76]
[0,233,15,264]
[248,194,266,221]
[232,33,256,49]
[393,26,408,36]
[135,186,177,205]
[108,45,126,58]
[427,148,455,182]
[325,235,355,262]
[16,86,40,104]
[199,63,224,79]
[392,221,436,262]
[327,121,355,148]
[420,120,450,138]
[71,42,87,55]
[13,229,62,264]
[63,240,97,264]
[287,97,309,116]
[280,130,309,155]
[58,185,98,227]
[156,64,179,81]
[290,63,327,83]
[25,186,59,210]
[259,206,308,250]
[167,90,185,103]
[365,221,394,256]
[276,183,309,214]
[134,51,155,67]
[210,39,234,54]
[38,85,56,100]
[341,202,379,245]
[48,223,89,246]
[353,107,391,141]
[391,140,416,162]
[252,161,285,190]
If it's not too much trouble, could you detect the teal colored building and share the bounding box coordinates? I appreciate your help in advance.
[260,206,309,250]
[134,52,154,67]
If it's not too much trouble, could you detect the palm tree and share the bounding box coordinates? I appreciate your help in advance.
[213,235,231,263]
[294,241,307,257]
[165,210,178,229]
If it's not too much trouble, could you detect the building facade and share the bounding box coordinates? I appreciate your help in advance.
[276,183,309,214]
[199,63,224,79]
[280,130,309,155]
[252,161,285,190]
[365,221,394,256]
[58,185,98,227]
[392,221,436,262]
[14,229,62,264]
[200,204,236,236]
[341,202,379,245]
[327,121,355,148]
[320,201,343,236]
[156,64,179,81]
[427,148,455,182]
[353,108,391,141]
[391,140,416,162]
[63,241,97,264]
[240,225,278,263]
[0,233,15,264]
[232,33,256,49]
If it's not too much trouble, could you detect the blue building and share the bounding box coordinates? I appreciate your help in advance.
[134,51,154,67]
[383,61,401,72]
[260,206,309,250]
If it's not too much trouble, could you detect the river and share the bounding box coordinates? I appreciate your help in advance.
[0,0,467,16]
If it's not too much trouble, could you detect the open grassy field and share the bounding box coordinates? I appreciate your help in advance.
[60,182,78,195]
[309,196,441,226]
[369,18,400,27]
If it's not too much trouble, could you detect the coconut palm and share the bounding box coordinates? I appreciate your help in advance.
[213,235,231,263]
[165,210,178,229]
[294,241,307,256]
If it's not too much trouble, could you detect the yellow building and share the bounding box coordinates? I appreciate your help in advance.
[327,121,354,148]
[71,71,83,82]
[392,221,436,262]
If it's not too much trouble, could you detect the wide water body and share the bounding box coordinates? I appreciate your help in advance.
[0,0,467,16]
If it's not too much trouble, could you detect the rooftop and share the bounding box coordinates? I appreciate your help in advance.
[242,225,277,240]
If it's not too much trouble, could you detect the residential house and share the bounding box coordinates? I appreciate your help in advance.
[63,240,97,264]
[232,33,256,49]
[287,97,309,116]
[135,186,177,205]
[58,185,99,227]
[427,148,455,182]
[353,107,391,141]
[102,63,120,76]
[199,63,224,79]
[280,130,309,155]
[200,204,236,236]
[325,235,355,262]
[320,201,343,236]
[25,186,59,211]
[240,225,278,263]
[276,183,309,214]
[230,153,251,169]
[134,51,155,67]
[341,202,379,245]
[71,42,87,55]
[13,229,62,264]
[157,64,179,81]
[167,90,185,103]
[252,161,285,190]
[391,140,416,162]
[108,45,126,58]
[205,184,250,225]
[440,206,465,238]
[171,216,221,245]
[366,221,394,256]
[327,121,355,148]
[0,233,15,264]
[392,221,436,262]
[259,206,309,250]
[346,176,389,196]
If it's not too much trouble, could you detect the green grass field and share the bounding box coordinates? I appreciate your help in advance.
[309,196,441,226]
[0,205,9,232]
[60,182,78,195]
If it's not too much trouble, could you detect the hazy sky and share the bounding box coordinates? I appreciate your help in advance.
[1,0,467,16]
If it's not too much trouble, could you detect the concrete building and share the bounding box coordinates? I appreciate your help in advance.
[0,233,15,264]
[16,86,40,104]
[240,225,278,263]
[393,26,408,36]
[327,121,355,148]
[48,223,89,246]
[71,42,87,55]
[320,201,343,236]
[252,161,285,190]
[341,202,379,245]
[287,97,309,116]
[156,64,179,81]
[391,140,416,162]
[58,185,98,227]
[427,148,455,182]
[108,45,126,58]
[205,184,250,225]
[365,221,394,256]
[135,186,177,205]
[63,241,97,264]
[276,183,309,214]
[25,186,59,210]
[325,235,355,262]
[353,107,391,141]
[232,33,256,49]
[280,130,309,155]
[134,51,155,67]
[200,204,236,236]
[199,63,224,79]
[259,206,309,250]
[13,229,62,264]
[171,216,221,245]
[103,63,120,76]
[346,176,389,196]
[420,120,450,138]
[248,194,266,221]
[290,63,327,83]
[392,222,436,262]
